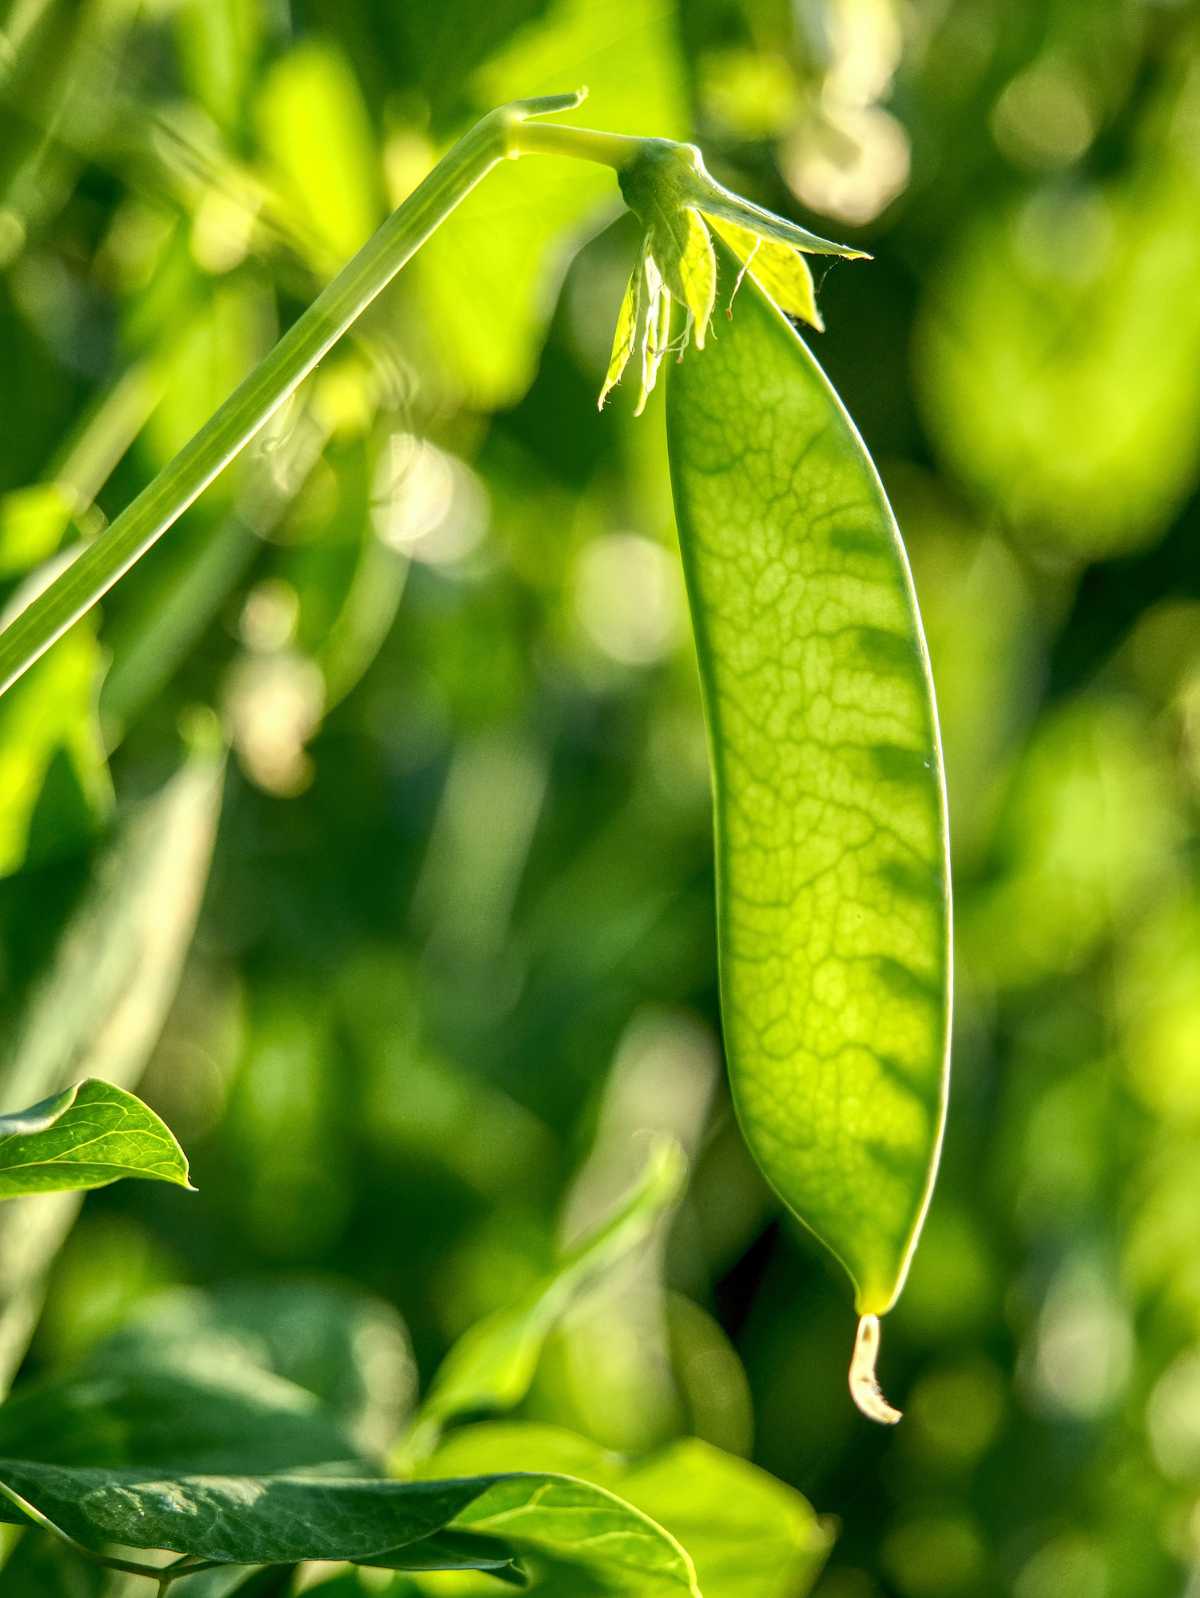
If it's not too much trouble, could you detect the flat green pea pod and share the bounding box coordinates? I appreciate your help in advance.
[665,242,951,1423]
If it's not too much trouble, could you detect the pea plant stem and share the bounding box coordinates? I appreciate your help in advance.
[0,88,632,699]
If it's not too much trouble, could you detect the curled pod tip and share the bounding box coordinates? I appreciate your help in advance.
[849,1314,902,1426]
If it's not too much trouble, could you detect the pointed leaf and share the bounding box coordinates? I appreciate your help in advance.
[0,1079,191,1199]
[422,1422,834,1598]
[694,184,869,259]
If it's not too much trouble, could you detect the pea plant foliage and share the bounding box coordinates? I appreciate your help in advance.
[0,89,949,1594]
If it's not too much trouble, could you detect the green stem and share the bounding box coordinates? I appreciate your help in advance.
[507,119,642,169]
[0,89,600,697]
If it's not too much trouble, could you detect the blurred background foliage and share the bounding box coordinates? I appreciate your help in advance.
[1,0,1199,1593]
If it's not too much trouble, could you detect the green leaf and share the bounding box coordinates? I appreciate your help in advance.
[255,40,384,269]
[411,0,687,409]
[422,1423,834,1598]
[0,1079,191,1199]
[97,1281,416,1458]
[0,484,76,578]
[666,242,951,1406]
[914,84,1200,557]
[0,1287,381,1476]
[0,618,110,878]
[0,743,223,1384]
[0,1461,700,1595]
[0,1280,415,1478]
[704,213,822,330]
[0,742,224,1116]
[404,1136,685,1458]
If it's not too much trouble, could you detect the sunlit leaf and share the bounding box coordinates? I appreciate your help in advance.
[0,1079,190,1199]
[422,1422,834,1598]
[0,485,75,578]
[255,40,383,269]
[635,257,670,418]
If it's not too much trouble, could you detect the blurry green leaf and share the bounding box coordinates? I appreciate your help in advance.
[0,1078,190,1199]
[0,1526,105,1595]
[915,78,1200,556]
[0,742,225,1105]
[965,697,1176,986]
[622,1440,832,1598]
[0,744,223,1386]
[0,617,109,878]
[0,1461,700,1595]
[0,485,75,578]
[255,40,383,269]
[422,1423,834,1598]
[173,0,264,135]
[0,1281,411,1476]
[99,1281,417,1457]
[409,0,686,406]
[0,1355,362,1478]
[668,242,951,1387]
[664,1293,754,1458]
[405,1137,685,1456]
[285,435,409,710]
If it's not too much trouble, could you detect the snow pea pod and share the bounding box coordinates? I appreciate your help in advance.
[666,247,951,1420]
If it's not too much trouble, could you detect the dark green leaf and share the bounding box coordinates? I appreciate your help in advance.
[0,1461,699,1595]
[0,1280,412,1475]
[98,1281,416,1456]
